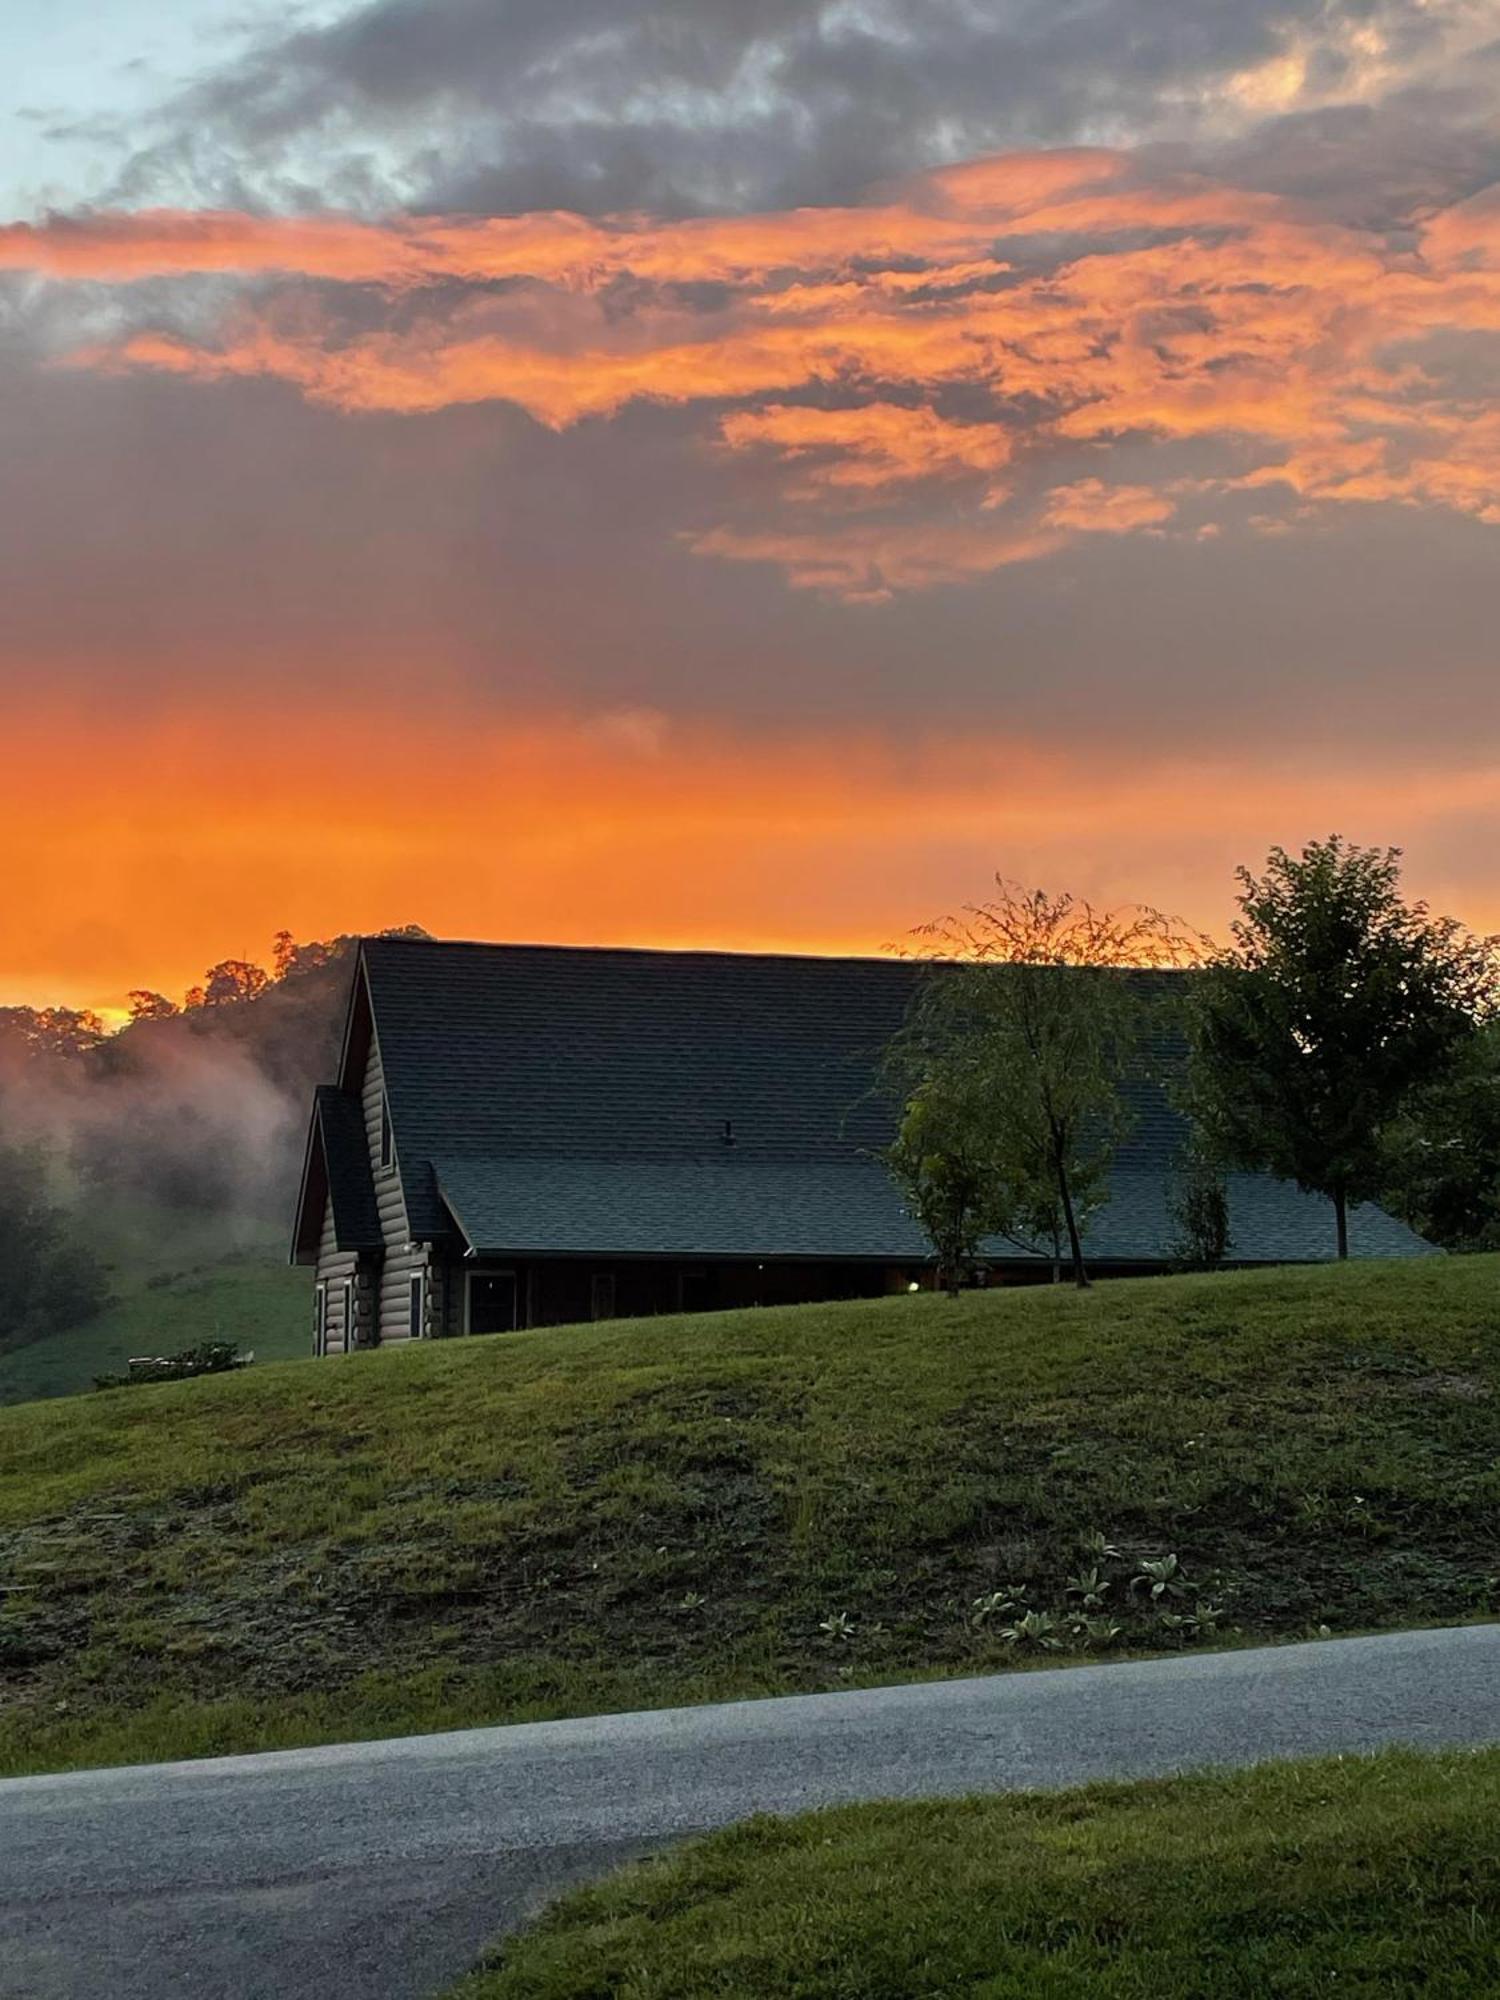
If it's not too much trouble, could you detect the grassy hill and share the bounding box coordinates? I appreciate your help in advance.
[0,1207,309,1407]
[450,1746,1500,1997]
[1,1254,1497,1777]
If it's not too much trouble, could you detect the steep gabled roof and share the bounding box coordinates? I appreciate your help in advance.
[290,1083,383,1262]
[363,938,1181,1237]
[352,935,1434,1267]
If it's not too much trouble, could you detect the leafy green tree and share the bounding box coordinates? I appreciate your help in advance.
[1382,1020,1500,1251]
[1189,838,1497,1258]
[0,1139,109,1353]
[885,1072,1000,1295]
[889,884,1201,1288]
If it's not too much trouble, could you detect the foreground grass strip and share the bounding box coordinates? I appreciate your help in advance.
[448,1747,1500,1998]
[2,1256,1498,1776]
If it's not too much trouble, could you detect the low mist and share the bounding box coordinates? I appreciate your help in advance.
[0,934,356,1246]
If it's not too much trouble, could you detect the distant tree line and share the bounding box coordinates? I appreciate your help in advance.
[0,925,427,1356]
[886,838,1500,1289]
[0,1143,109,1352]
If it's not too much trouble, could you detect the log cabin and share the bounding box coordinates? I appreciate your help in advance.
[290,935,1435,1354]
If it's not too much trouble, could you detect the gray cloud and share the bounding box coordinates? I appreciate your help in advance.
[1179,45,1500,223]
[106,0,1496,218]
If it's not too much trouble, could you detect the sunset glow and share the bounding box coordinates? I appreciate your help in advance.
[3,0,1498,1011]
[3,703,1497,1013]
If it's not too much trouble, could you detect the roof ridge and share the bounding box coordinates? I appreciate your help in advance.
[360,935,1193,975]
[362,934,912,969]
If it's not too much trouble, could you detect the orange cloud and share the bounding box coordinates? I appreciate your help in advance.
[687,516,1064,598]
[13,142,1500,596]
[1042,480,1176,534]
[0,149,1123,290]
[718,402,1014,501]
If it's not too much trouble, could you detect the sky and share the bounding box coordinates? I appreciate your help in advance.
[4,0,1500,1012]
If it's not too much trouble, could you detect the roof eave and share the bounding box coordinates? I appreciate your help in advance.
[288,1104,326,1266]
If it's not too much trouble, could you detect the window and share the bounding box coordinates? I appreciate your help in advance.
[468,1271,519,1335]
[591,1272,616,1322]
[343,1279,355,1350]
[313,1284,327,1358]
[409,1271,424,1340]
[379,1096,393,1171]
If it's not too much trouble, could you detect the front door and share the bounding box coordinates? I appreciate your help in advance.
[469,1270,519,1334]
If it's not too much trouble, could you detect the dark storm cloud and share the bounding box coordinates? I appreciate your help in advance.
[108,0,1494,217]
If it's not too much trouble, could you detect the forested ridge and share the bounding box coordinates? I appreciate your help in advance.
[0,928,423,1359]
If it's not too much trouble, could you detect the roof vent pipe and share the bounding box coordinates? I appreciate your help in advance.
[722,1119,736,1146]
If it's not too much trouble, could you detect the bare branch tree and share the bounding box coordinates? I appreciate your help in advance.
[889,883,1204,1288]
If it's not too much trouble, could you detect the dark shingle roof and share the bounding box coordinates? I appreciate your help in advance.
[366,939,931,1238]
[435,1158,1435,1264]
[360,937,1434,1265]
[313,1084,383,1252]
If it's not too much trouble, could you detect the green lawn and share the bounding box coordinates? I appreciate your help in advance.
[0,1255,1497,1776]
[448,1746,1500,1998]
[0,1207,310,1406]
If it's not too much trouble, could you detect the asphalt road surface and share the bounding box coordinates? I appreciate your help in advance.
[4,1623,1499,2000]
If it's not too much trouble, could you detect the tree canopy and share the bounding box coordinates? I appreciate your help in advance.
[1188,838,1497,1258]
[1382,1019,1500,1252]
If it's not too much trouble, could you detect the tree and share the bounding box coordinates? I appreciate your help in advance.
[127,990,179,1022]
[273,931,338,982]
[0,1139,109,1353]
[885,1070,1000,1296]
[198,960,270,1008]
[1189,838,1497,1259]
[0,1006,107,1063]
[1382,1020,1500,1251]
[889,884,1202,1288]
[1168,1141,1232,1271]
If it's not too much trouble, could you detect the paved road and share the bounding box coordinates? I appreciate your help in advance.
[3,1624,1499,2000]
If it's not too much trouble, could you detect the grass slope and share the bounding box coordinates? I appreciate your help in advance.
[0,1208,309,1406]
[1,1256,1497,1776]
[448,1746,1500,1998]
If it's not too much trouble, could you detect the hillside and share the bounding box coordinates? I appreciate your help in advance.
[451,1746,1500,1998]
[0,1208,309,1406]
[1,1255,1498,1777]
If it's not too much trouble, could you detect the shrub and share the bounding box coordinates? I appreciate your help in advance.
[94,1341,245,1390]
[1169,1147,1232,1270]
